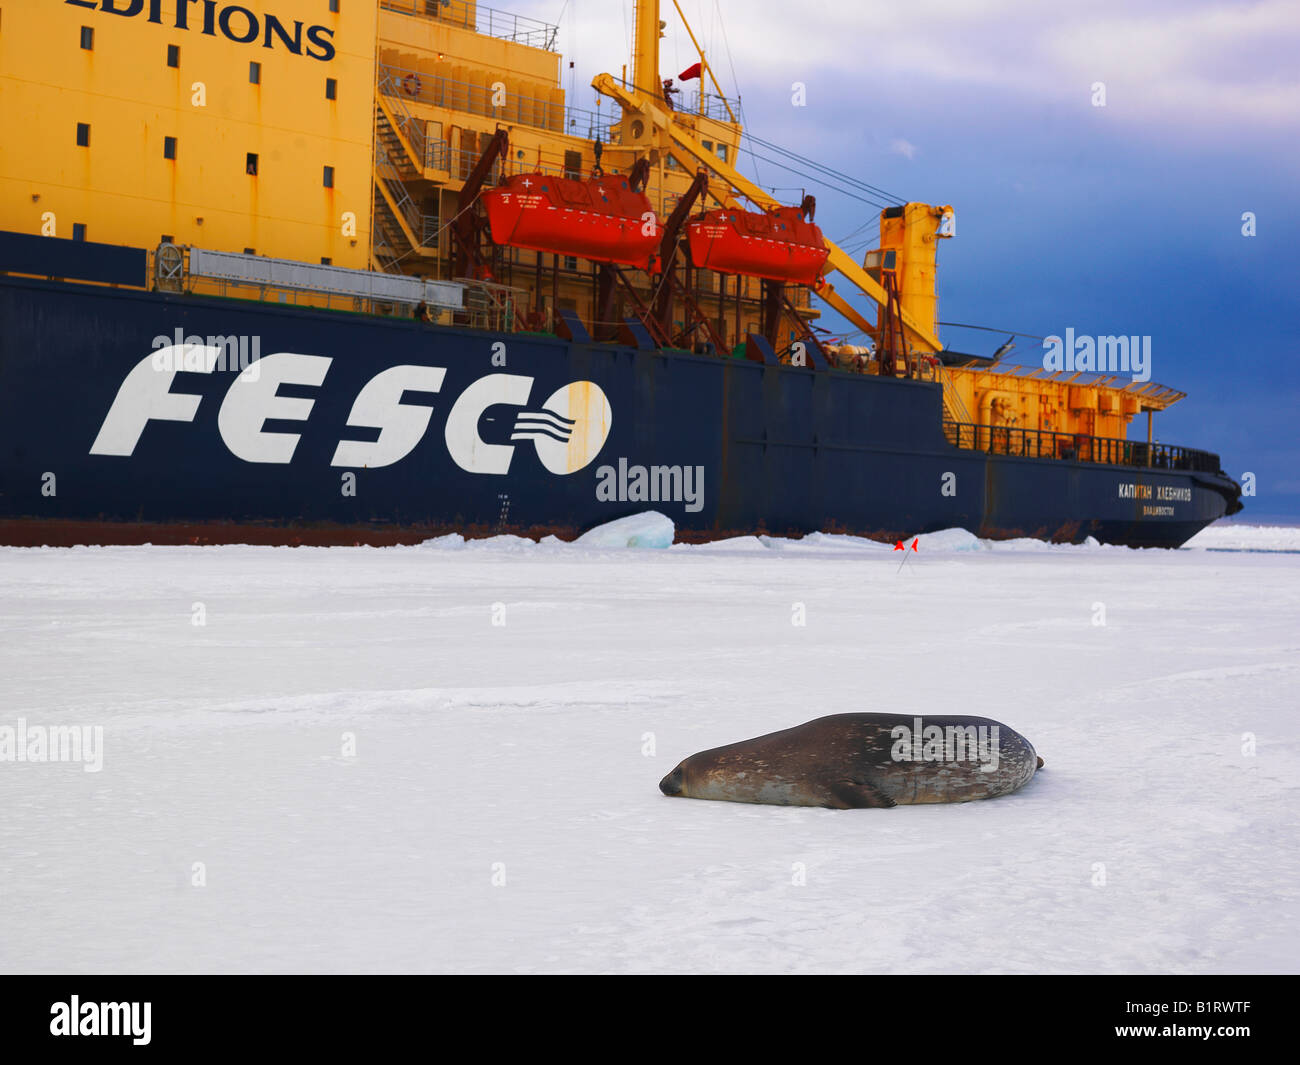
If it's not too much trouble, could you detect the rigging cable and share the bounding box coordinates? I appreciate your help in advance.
[742,149,897,210]
[741,131,904,205]
[937,322,1047,342]
[709,0,761,189]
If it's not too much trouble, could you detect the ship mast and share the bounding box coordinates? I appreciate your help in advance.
[632,0,664,103]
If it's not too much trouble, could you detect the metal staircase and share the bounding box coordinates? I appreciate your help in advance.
[371,189,405,273]
[936,362,975,425]
[373,142,437,264]
[371,70,448,273]
[375,106,422,182]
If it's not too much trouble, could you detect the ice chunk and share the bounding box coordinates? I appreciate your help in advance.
[913,528,989,552]
[575,511,675,549]
[416,533,467,549]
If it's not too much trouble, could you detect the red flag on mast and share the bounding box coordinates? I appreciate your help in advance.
[678,62,702,81]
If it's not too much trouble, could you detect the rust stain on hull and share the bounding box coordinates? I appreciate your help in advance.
[2,515,1210,550]
[0,519,583,549]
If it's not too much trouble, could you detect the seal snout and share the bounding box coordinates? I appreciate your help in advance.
[659,766,685,797]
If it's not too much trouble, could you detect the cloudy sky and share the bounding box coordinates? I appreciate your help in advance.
[517,0,1299,517]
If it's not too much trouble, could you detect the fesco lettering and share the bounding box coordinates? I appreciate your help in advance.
[89,346,613,475]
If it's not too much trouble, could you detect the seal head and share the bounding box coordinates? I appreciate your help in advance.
[659,766,685,796]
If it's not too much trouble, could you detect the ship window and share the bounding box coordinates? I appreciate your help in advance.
[325,78,337,100]
[76,123,90,147]
[161,235,174,244]
[329,0,340,12]
[321,257,332,266]
[246,153,259,175]
[72,224,86,242]
[164,136,177,160]
[717,144,727,161]
[80,26,93,51]
[323,166,335,188]
[244,248,256,256]
[167,44,179,68]
[249,61,261,84]
[564,255,577,270]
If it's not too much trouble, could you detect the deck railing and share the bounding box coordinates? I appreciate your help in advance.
[451,276,528,332]
[377,63,617,142]
[380,0,559,51]
[942,420,1222,473]
[678,89,740,124]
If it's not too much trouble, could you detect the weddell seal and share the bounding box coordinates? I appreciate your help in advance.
[658,714,1043,808]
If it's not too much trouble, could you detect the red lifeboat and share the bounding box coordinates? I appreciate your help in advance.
[482,172,659,270]
[687,206,828,284]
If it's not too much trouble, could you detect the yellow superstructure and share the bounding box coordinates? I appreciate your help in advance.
[371,0,779,343]
[0,0,376,270]
[878,202,953,341]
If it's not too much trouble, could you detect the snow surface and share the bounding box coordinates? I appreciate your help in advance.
[1,522,1297,974]
[1183,522,1300,553]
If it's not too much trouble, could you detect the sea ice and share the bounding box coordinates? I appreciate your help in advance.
[0,521,1294,973]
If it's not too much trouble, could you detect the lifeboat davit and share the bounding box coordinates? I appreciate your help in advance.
[686,206,828,284]
[482,172,659,270]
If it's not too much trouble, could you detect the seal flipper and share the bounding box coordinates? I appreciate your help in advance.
[828,780,897,809]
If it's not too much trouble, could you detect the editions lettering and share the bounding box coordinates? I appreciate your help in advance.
[64,0,336,62]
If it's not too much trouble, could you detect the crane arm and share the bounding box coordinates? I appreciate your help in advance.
[593,73,942,353]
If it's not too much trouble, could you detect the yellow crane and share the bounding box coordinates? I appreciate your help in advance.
[594,0,952,357]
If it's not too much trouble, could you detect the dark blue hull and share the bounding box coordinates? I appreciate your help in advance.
[0,275,1240,547]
